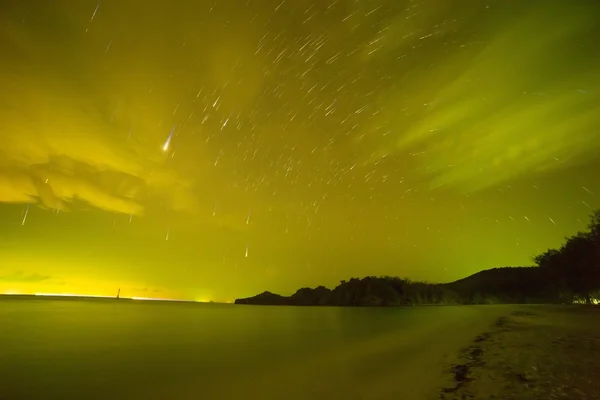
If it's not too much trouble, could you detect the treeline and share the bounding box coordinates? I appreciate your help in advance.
[235,209,600,306]
[234,277,458,307]
[234,270,545,306]
[533,209,600,304]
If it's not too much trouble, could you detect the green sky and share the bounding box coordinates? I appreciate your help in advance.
[0,0,599,301]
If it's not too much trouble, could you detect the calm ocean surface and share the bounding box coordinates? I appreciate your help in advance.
[0,299,516,399]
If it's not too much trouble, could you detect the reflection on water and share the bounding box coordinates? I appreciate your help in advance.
[0,299,513,399]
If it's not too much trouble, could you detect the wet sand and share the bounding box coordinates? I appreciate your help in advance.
[440,305,600,400]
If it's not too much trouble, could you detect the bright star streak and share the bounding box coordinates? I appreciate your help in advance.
[21,205,30,226]
[90,1,101,22]
[162,125,175,152]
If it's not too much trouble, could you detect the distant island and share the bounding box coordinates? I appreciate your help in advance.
[236,209,600,306]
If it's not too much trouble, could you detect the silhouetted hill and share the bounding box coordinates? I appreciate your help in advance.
[234,291,290,305]
[291,286,332,305]
[442,267,553,304]
[234,268,548,307]
[236,209,600,307]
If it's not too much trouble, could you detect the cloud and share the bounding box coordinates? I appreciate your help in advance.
[0,0,212,217]
[0,271,52,283]
[367,3,600,192]
[0,1,278,217]
[0,64,193,215]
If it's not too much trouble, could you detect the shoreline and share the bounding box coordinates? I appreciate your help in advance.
[440,305,600,399]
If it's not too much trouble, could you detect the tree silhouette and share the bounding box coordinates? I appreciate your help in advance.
[533,210,600,304]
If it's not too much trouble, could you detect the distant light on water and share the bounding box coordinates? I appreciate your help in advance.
[131,296,193,302]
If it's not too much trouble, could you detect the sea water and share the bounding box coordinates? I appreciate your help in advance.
[0,298,515,399]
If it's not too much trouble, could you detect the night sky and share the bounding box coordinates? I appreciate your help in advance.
[1,0,599,301]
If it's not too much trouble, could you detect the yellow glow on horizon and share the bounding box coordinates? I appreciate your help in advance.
[30,293,191,302]
[35,292,113,298]
[2,291,230,303]
[131,296,193,302]
[195,297,212,303]
[0,256,190,301]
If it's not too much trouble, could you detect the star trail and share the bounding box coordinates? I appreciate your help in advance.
[0,0,599,301]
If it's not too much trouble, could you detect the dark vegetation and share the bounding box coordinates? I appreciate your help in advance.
[235,210,600,306]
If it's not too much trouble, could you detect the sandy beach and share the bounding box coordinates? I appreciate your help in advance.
[440,305,600,399]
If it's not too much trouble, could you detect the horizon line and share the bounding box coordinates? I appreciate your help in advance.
[0,292,210,303]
